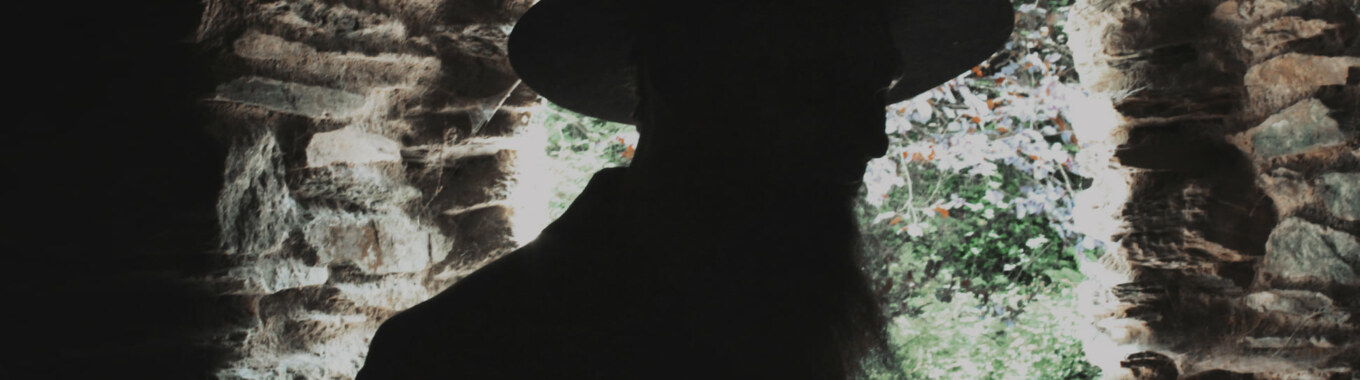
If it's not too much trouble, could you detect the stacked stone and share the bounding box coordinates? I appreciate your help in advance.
[1067,0,1358,378]
[194,0,539,378]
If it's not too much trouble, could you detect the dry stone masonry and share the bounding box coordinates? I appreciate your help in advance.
[1067,0,1358,378]
[189,0,1359,377]
[195,0,540,377]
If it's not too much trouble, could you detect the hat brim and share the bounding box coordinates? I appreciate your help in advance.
[508,0,1015,125]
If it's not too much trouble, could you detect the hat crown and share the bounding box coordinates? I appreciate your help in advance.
[508,0,1015,124]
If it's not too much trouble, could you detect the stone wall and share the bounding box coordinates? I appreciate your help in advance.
[1067,0,1358,378]
[195,0,541,377]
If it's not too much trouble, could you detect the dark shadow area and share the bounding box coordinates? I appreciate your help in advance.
[357,1,1011,379]
[5,2,228,378]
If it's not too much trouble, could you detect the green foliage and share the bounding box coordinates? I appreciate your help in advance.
[858,160,1100,380]
[867,284,1100,380]
[860,164,1073,293]
[859,0,1102,377]
[535,102,636,219]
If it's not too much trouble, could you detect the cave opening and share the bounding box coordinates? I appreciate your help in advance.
[15,0,1356,378]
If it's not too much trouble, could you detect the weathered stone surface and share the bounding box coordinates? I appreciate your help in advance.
[1245,54,1360,120]
[214,76,367,118]
[1071,0,1360,377]
[1211,0,1290,28]
[1212,0,1360,67]
[233,31,440,92]
[1120,351,1179,380]
[1258,168,1316,216]
[301,211,450,275]
[203,0,534,377]
[228,287,381,380]
[250,0,419,55]
[1263,218,1360,284]
[1248,98,1344,157]
[329,274,434,310]
[1240,336,1333,349]
[439,204,517,264]
[226,256,330,294]
[291,164,421,210]
[219,133,300,255]
[1244,290,1348,324]
[1319,172,1360,221]
[305,127,403,167]
[1242,17,1339,63]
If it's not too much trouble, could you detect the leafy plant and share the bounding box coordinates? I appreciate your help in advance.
[857,1,1102,378]
[534,104,636,219]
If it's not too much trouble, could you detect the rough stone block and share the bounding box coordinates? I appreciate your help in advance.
[1258,168,1316,217]
[439,204,516,264]
[1211,0,1289,28]
[291,164,421,210]
[1243,290,1347,324]
[422,153,515,212]
[1245,54,1360,120]
[302,211,448,274]
[233,31,440,92]
[1263,218,1360,285]
[219,133,300,255]
[305,127,403,167]
[440,0,534,24]
[1243,17,1339,63]
[252,0,421,56]
[1248,98,1344,157]
[214,76,367,119]
[1240,336,1330,349]
[226,256,330,295]
[329,274,433,311]
[1319,172,1360,221]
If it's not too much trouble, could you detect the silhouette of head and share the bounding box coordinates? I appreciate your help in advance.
[356,2,1015,379]
[510,0,1013,184]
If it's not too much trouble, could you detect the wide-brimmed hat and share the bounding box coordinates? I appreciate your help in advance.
[508,0,1014,125]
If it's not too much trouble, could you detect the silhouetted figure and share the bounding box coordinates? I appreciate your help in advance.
[358,0,1011,378]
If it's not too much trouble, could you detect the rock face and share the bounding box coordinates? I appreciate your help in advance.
[1320,172,1360,221]
[195,0,540,378]
[1248,98,1344,157]
[1263,218,1360,284]
[1068,0,1358,378]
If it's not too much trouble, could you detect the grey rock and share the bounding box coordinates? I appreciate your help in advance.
[214,76,366,119]
[306,127,403,167]
[1251,98,1344,157]
[302,210,449,274]
[219,133,300,255]
[1244,54,1360,121]
[1240,336,1336,349]
[1243,290,1348,324]
[1258,168,1316,216]
[291,164,421,210]
[1319,172,1360,221]
[1243,17,1337,64]
[1263,218,1360,284]
[226,256,330,294]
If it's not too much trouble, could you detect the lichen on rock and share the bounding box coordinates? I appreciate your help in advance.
[1263,217,1360,285]
[1247,98,1344,158]
[1319,172,1360,221]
